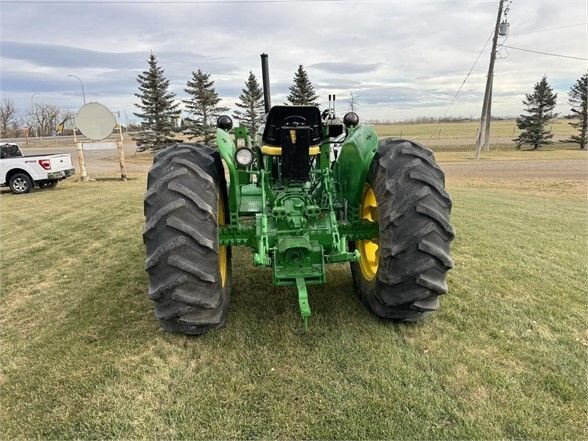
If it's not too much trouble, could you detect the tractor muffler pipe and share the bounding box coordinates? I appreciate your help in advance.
[260,53,271,114]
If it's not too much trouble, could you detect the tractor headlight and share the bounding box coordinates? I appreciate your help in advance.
[235,147,254,167]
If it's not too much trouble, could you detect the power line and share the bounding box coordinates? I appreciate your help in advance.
[441,31,494,119]
[500,45,588,61]
[510,22,587,36]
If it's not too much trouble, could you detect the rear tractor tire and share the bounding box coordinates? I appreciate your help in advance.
[143,143,231,335]
[351,139,455,321]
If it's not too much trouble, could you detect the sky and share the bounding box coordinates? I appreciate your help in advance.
[0,0,586,124]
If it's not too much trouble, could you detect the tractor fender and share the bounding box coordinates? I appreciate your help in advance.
[216,128,240,221]
[334,125,379,211]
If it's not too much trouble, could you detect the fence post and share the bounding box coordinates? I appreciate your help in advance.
[117,123,127,181]
[76,142,89,182]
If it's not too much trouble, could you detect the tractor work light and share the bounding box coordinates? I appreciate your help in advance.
[343,112,359,128]
[217,115,233,131]
[235,147,254,167]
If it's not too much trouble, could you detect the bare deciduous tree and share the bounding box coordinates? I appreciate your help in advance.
[29,103,61,137]
[0,99,18,138]
[348,91,360,113]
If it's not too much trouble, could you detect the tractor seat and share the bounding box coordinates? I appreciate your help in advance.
[261,145,320,156]
[262,105,322,147]
[261,106,323,181]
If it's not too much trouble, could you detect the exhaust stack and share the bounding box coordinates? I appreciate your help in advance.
[260,53,272,114]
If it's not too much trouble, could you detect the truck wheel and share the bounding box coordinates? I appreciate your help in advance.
[143,143,231,334]
[350,139,455,321]
[9,173,33,194]
[39,180,58,189]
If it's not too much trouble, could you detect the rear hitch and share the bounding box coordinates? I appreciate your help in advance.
[295,277,311,331]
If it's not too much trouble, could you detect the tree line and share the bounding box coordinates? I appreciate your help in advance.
[0,100,75,139]
[134,54,319,150]
[2,54,585,152]
[135,53,587,152]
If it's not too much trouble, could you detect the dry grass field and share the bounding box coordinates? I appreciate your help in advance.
[1,146,586,439]
[373,118,575,147]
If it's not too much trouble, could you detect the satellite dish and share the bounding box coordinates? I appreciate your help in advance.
[75,102,116,141]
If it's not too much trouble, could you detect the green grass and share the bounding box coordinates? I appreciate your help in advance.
[1,168,587,439]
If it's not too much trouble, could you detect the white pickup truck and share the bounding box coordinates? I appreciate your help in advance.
[0,143,75,194]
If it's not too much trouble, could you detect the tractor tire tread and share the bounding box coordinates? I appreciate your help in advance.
[351,138,454,320]
[143,143,230,335]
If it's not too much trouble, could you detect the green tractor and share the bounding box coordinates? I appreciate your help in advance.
[143,54,454,334]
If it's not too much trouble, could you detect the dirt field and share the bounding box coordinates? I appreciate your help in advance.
[132,149,586,182]
[17,138,588,181]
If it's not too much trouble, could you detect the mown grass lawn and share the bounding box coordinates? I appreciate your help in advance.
[1,161,586,439]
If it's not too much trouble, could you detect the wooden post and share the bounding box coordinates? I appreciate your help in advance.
[76,142,89,181]
[117,123,127,181]
[117,140,127,181]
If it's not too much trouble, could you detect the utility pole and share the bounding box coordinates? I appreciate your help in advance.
[475,0,505,160]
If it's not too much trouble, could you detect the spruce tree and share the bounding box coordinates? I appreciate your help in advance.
[514,76,558,150]
[286,65,319,105]
[134,53,180,151]
[233,71,265,136]
[563,73,587,149]
[183,69,228,142]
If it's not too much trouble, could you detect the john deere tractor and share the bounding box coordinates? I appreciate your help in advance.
[143,54,454,334]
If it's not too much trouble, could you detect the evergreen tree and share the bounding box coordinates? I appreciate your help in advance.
[563,72,587,149]
[514,76,558,150]
[183,69,228,142]
[233,71,265,136]
[134,53,180,151]
[286,65,319,105]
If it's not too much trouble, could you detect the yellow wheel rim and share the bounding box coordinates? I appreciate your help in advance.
[218,192,228,288]
[358,184,379,281]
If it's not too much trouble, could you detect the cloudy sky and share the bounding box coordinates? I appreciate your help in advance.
[1,0,586,123]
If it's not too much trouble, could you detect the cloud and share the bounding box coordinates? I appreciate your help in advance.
[2,41,146,70]
[310,62,382,75]
[1,0,586,120]
[1,41,238,75]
